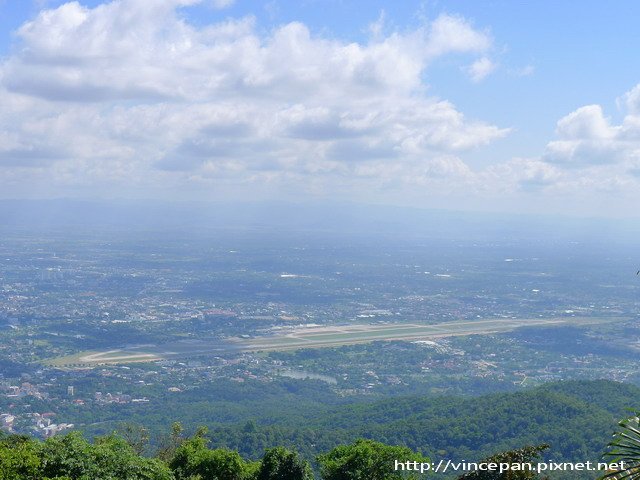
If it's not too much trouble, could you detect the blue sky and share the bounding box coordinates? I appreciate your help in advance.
[0,0,639,216]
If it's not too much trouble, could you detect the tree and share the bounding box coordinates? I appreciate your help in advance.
[157,422,185,462]
[457,445,549,480]
[169,428,253,480]
[38,432,172,480]
[317,438,428,480]
[117,423,151,456]
[0,435,41,480]
[257,447,313,480]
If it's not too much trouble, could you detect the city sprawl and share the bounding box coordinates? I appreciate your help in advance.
[1,226,640,445]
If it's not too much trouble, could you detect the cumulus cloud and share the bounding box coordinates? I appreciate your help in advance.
[3,2,493,103]
[473,85,640,202]
[556,105,614,140]
[0,0,509,199]
[544,89,640,167]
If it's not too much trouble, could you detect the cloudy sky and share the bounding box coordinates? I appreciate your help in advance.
[0,0,639,216]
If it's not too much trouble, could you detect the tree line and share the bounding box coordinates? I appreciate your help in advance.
[4,415,639,480]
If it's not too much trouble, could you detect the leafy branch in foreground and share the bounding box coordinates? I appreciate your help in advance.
[601,414,640,480]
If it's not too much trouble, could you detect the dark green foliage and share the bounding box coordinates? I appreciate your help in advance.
[169,427,256,480]
[317,439,427,480]
[39,432,173,480]
[457,445,549,480]
[5,379,630,477]
[194,380,634,467]
[0,431,172,480]
[54,377,637,468]
[0,380,639,480]
[0,434,41,480]
[257,447,313,480]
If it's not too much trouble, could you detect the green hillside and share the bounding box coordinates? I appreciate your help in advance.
[2,379,639,479]
[204,380,639,464]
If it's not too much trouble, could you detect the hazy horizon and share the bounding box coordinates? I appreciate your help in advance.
[1,198,640,249]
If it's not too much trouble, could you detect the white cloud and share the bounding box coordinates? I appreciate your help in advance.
[2,3,493,103]
[368,10,385,38]
[484,158,563,192]
[466,57,495,82]
[211,0,234,9]
[511,64,534,77]
[464,85,640,206]
[424,13,491,58]
[621,84,640,115]
[0,0,509,200]
[555,105,614,140]
[544,91,640,167]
